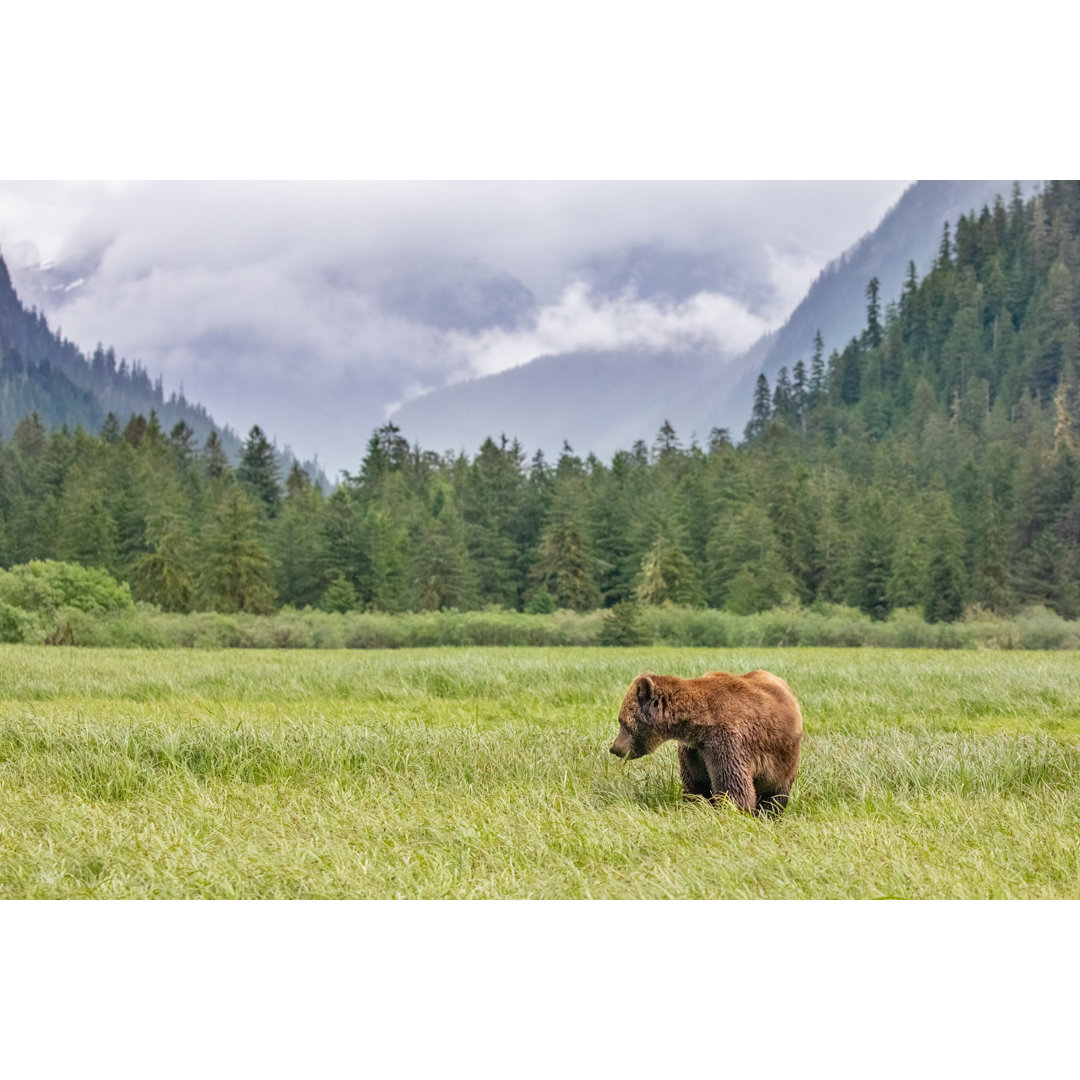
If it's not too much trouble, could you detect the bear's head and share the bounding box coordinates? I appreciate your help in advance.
[610,674,667,759]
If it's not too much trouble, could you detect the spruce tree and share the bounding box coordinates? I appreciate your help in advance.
[199,483,276,614]
[238,425,281,517]
[744,374,772,441]
[849,489,893,620]
[792,360,808,430]
[923,496,966,623]
[634,536,702,606]
[809,331,826,401]
[533,508,600,612]
[202,432,230,480]
[971,487,1014,613]
[275,463,328,608]
[865,277,883,348]
[320,573,357,613]
[133,504,196,612]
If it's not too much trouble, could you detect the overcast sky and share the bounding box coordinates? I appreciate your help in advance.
[0,180,908,475]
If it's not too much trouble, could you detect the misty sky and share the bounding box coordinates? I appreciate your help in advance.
[0,181,908,476]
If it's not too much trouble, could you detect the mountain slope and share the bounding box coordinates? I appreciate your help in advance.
[391,181,1023,455]
[678,179,1025,439]
[0,253,324,481]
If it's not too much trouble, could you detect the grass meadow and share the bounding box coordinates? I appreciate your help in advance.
[2,644,1080,898]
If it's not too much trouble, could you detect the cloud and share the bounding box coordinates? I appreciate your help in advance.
[0,180,909,473]
[441,280,773,381]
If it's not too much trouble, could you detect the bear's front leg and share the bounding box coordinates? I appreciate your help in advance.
[677,744,712,801]
[701,742,757,813]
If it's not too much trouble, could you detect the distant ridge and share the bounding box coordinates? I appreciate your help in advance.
[0,252,325,484]
[679,180,1025,439]
[392,181,1023,456]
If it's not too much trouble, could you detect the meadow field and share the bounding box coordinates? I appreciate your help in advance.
[2,644,1080,899]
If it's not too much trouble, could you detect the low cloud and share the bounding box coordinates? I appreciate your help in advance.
[0,180,908,473]
[441,280,773,381]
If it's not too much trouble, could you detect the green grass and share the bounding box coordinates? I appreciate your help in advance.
[2,645,1080,898]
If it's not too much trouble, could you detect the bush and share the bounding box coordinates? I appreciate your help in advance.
[0,601,44,644]
[599,602,647,646]
[1016,606,1080,650]
[4,590,1080,650]
[0,561,133,617]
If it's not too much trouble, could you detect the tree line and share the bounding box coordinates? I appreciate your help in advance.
[1,181,1079,622]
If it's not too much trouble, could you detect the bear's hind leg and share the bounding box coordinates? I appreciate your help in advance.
[678,745,712,801]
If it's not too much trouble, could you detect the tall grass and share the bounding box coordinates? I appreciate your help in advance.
[2,645,1080,898]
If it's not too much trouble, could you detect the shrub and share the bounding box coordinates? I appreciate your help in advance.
[599,602,647,646]
[0,561,133,617]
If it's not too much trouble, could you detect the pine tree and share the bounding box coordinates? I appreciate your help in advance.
[792,360,808,430]
[652,420,681,461]
[100,413,121,444]
[772,367,794,423]
[533,510,600,612]
[274,463,328,607]
[199,483,276,614]
[922,495,966,623]
[634,536,702,606]
[133,503,196,612]
[849,489,893,620]
[57,473,118,572]
[744,374,772,441]
[865,277,883,348]
[809,331,826,401]
[238,425,281,517]
[320,572,357,613]
[971,487,1014,613]
[410,486,477,611]
[202,432,230,480]
[705,503,794,613]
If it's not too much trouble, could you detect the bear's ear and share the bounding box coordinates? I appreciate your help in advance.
[636,675,655,706]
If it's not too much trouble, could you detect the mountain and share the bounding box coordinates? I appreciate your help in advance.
[0,253,325,483]
[388,347,721,459]
[390,181,1023,456]
[676,180,1026,439]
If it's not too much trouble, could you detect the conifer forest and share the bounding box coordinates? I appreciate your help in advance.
[2,181,1080,624]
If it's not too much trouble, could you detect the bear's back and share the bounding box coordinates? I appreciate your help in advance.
[698,669,802,737]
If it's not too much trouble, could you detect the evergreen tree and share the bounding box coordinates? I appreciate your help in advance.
[772,367,794,423]
[533,508,600,612]
[320,572,357,613]
[705,503,794,613]
[202,432,230,480]
[133,504,196,612]
[274,462,328,607]
[923,495,966,623]
[238,425,281,517]
[809,331,826,401]
[865,277,883,348]
[849,489,892,620]
[792,360,808,430]
[199,483,276,614]
[971,487,1014,613]
[410,486,477,611]
[652,420,681,461]
[744,373,772,441]
[634,536,702,606]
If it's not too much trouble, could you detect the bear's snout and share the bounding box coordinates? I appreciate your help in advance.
[609,742,627,757]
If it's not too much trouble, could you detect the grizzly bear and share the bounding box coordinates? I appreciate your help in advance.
[609,669,802,816]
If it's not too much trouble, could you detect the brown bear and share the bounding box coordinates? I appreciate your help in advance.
[609,669,802,816]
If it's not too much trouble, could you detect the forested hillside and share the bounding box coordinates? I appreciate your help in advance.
[390,181,1016,459]
[0,254,324,483]
[1,181,1078,623]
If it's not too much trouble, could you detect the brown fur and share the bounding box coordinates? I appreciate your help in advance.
[609,669,802,816]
